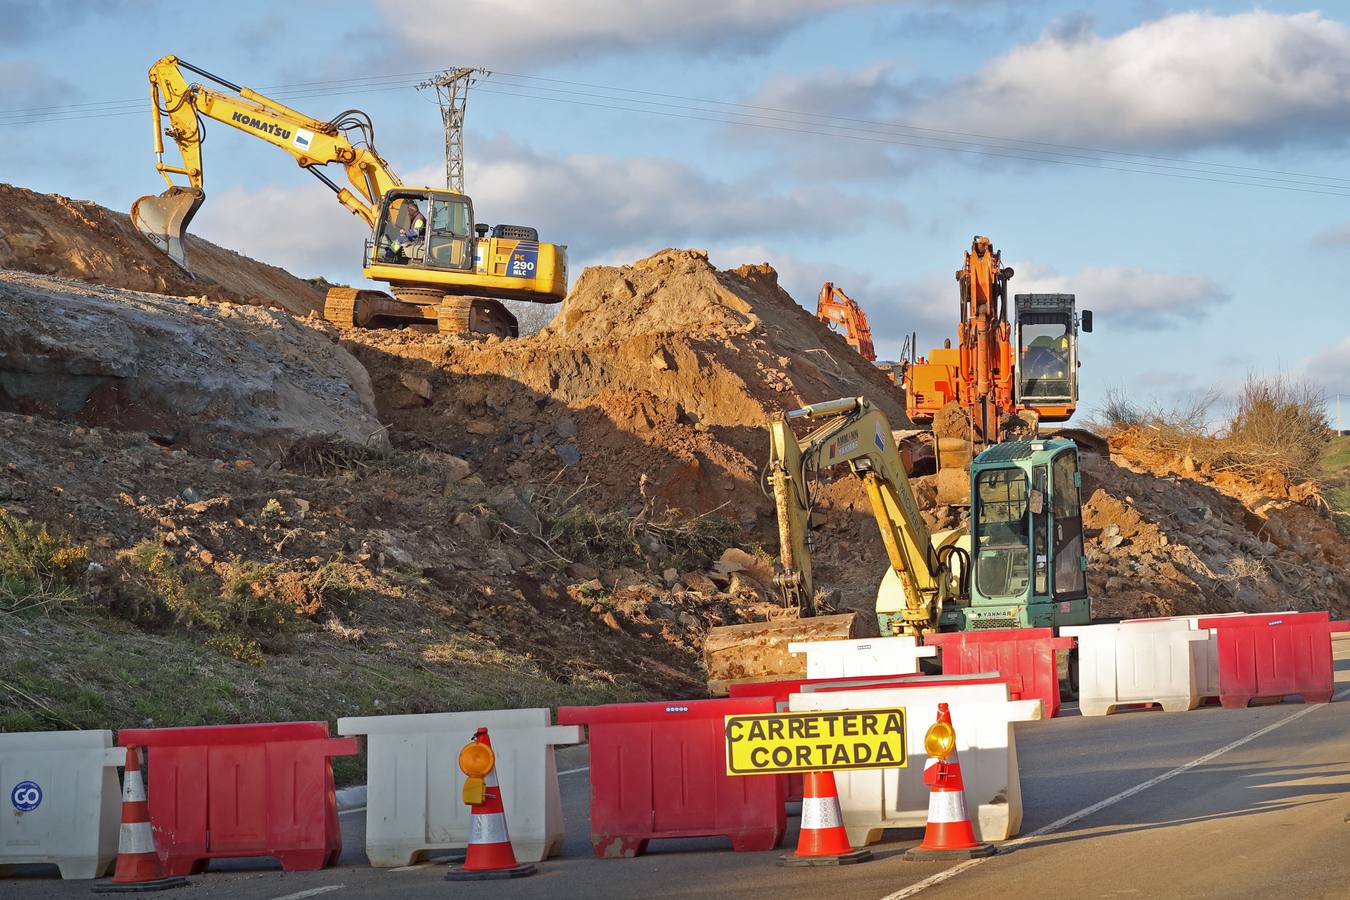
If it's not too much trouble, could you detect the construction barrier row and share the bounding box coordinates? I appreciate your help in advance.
[3,612,1344,880]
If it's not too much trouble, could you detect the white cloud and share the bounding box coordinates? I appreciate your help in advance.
[1014,264,1229,330]
[910,10,1350,151]
[188,184,370,282]
[0,61,77,110]
[376,0,892,68]
[468,134,873,257]
[1312,224,1350,249]
[1302,337,1350,401]
[748,63,899,119]
[184,137,875,284]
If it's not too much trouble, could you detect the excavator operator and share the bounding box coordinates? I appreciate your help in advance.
[380,199,425,263]
[1022,331,1070,397]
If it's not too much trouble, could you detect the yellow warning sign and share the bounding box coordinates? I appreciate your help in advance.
[724,707,907,775]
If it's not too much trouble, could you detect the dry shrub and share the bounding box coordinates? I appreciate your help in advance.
[1224,374,1329,480]
[1096,375,1330,482]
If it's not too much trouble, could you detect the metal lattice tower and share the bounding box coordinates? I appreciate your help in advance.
[416,67,487,193]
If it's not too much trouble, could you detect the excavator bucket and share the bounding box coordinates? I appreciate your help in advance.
[130,186,205,271]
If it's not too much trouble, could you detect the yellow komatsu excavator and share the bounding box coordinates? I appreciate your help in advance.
[131,55,567,337]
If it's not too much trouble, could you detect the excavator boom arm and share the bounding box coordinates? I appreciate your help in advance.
[136,55,405,264]
[769,397,948,632]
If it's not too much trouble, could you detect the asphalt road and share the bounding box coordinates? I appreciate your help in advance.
[11,643,1350,899]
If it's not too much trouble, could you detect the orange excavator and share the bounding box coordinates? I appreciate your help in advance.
[816,282,877,362]
[900,235,1092,503]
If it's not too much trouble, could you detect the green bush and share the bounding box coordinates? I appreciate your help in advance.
[0,509,88,612]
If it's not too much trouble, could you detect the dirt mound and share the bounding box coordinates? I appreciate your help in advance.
[1080,433,1350,619]
[0,270,383,460]
[0,183,325,316]
[344,249,906,520]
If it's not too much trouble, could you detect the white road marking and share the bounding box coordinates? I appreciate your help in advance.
[558,765,590,776]
[879,687,1350,900]
[338,805,366,816]
[269,886,344,900]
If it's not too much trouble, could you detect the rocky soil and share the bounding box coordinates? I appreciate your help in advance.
[1,187,1347,734]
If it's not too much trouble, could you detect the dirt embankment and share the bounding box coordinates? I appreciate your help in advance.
[1,185,1348,734]
[1082,431,1350,619]
[344,248,906,523]
[0,270,383,460]
[0,183,326,316]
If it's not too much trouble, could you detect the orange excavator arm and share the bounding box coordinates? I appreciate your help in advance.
[816,282,877,362]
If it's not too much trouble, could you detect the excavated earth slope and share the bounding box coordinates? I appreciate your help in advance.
[0,270,383,459]
[344,248,907,520]
[0,183,326,316]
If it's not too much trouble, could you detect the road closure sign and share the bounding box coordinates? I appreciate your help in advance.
[724,707,907,775]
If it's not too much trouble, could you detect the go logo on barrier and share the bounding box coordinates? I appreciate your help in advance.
[10,780,43,812]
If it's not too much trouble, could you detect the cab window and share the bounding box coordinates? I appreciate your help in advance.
[974,467,1030,598]
[1019,314,1072,401]
[376,196,427,265]
[427,197,472,269]
[1052,450,1087,597]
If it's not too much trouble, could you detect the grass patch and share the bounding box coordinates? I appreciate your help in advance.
[1320,436,1350,537]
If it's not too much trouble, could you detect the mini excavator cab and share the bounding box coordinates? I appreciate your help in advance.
[938,437,1091,631]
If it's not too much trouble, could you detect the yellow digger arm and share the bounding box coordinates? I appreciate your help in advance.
[145,55,402,226]
[768,397,951,634]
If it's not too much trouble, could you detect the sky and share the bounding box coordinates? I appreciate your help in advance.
[2,0,1349,428]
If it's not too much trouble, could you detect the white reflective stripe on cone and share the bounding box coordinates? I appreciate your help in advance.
[923,757,938,773]
[484,767,499,788]
[470,812,510,845]
[926,789,968,824]
[123,769,147,803]
[800,797,843,830]
[118,821,157,855]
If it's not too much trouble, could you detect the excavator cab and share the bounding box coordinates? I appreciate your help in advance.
[939,437,1090,631]
[1013,294,1090,423]
[372,189,473,270]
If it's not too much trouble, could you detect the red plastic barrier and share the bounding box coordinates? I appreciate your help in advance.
[557,698,785,857]
[1195,612,1347,709]
[117,722,358,875]
[924,628,1074,718]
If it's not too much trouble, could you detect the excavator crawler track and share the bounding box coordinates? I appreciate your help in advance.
[434,297,519,339]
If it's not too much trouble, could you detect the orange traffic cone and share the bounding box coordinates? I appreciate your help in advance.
[779,770,872,867]
[904,703,996,861]
[91,746,189,893]
[445,727,537,881]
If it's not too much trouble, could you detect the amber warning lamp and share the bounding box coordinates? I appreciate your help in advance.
[459,729,496,806]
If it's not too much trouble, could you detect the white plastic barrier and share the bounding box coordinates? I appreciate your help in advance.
[337,708,581,866]
[0,730,124,880]
[787,635,937,679]
[1061,621,1208,716]
[1123,613,1295,700]
[789,682,1040,845]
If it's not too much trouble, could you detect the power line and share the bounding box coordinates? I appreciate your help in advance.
[5,65,1350,197]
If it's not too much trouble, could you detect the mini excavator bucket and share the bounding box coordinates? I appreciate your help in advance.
[130,186,205,271]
